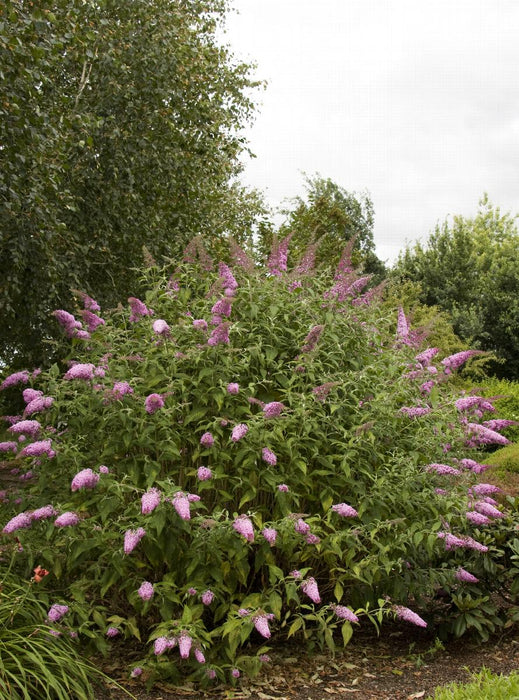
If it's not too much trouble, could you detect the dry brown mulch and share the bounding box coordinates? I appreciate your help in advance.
[96,625,519,700]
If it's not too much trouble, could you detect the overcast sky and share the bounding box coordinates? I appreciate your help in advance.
[223,0,519,263]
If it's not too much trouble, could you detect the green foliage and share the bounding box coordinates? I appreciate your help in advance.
[1,246,519,686]
[429,668,519,700]
[392,195,519,379]
[485,444,519,475]
[260,173,386,278]
[0,0,266,369]
[0,560,121,699]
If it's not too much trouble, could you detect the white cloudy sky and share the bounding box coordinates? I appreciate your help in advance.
[223,0,519,263]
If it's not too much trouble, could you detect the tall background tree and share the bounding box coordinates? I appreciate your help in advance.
[258,174,386,279]
[393,195,519,378]
[0,0,266,369]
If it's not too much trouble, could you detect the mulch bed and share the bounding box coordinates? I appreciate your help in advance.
[95,624,519,700]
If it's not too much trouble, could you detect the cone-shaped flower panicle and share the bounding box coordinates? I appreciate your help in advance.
[233,514,254,542]
[173,492,191,520]
[178,633,192,659]
[54,512,79,527]
[262,527,277,546]
[141,487,161,514]
[145,393,164,414]
[200,432,215,448]
[301,577,321,604]
[71,468,100,492]
[227,382,240,394]
[231,423,248,442]
[201,589,214,605]
[455,568,479,584]
[63,363,95,381]
[152,319,170,336]
[30,505,57,521]
[193,318,208,331]
[197,466,212,481]
[124,527,146,554]
[218,262,238,290]
[138,581,154,601]
[333,605,359,623]
[263,402,285,418]
[24,395,54,415]
[207,322,230,346]
[8,420,41,438]
[295,518,310,535]
[1,370,30,390]
[331,503,358,518]
[262,448,277,465]
[396,307,409,340]
[154,636,169,655]
[128,297,153,322]
[394,605,427,627]
[80,310,105,333]
[442,350,481,372]
[3,512,32,534]
[253,614,272,638]
[194,648,206,664]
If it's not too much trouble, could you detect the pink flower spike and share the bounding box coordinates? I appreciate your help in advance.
[263,401,285,418]
[331,503,358,518]
[47,604,69,622]
[301,577,321,604]
[197,466,212,481]
[253,614,271,638]
[54,512,79,528]
[333,605,359,623]
[233,515,254,542]
[194,648,206,664]
[124,527,146,554]
[262,527,277,546]
[3,512,32,534]
[141,488,161,515]
[227,382,240,395]
[262,448,277,465]
[152,319,170,336]
[455,568,479,584]
[394,605,427,628]
[71,468,100,492]
[231,423,248,442]
[138,581,154,601]
[201,590,214,606]
[173,493,191,520]
[145,393,164,414]
[178,633,192,659]
[200,432,215,448]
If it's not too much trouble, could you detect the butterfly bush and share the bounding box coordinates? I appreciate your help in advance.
[2,240,519,686]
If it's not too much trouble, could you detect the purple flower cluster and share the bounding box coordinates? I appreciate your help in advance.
[152,319,170,336]
[128,297,153,322]
[197,466,212,481]
[267,233,293,276]
[63,363,95,381]
[141,488,161,514]
[415,347,439,365]
[55,512,80,527]
[71,468,100,492]
[231,423,248,441]
[201,590,214,605]
[1,370,30,390]
[80,309,105,333]
[261,527,277,546]
[193,318,208,331]
[106,627,120,638]
[138,581,154,601]
[437,531,488,552]
[253,614,273,638]
[218,262,238,291]
[466,422,510,446]
[233,515,254,542]
[53,309,84,338]
[455,568,479,584]
[455,396,495,414]
[300,325,324,354]
[331,503,358,518]
[332,605,359,623]
[8,420,41,438]
[261,448,277,466]
[425,463,461,476]
[211,298,232,318]
[263,402,285,418]
[0,441,17,454]
[24,394,53,416]
[301,577,321,604]
[3,512,32,534]
[47,604,69,622]
[110,381,133,400]
[145,393,164,414]
[124,527,146,554]
[227,382,240,395]
[200,432,215,448]
[208,321,230,346]
[20,439,55,459]
[442,350,481,373]
[394,605,427,628]
[399,406,431,418]
[31,505,57,521]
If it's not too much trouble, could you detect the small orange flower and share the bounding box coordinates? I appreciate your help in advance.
[33,565,49,583]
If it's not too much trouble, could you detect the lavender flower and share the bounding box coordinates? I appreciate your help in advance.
[131,668,143,678]
[30,505,57,521]
[141,488,161,515]
[331,503,358,518]
[396,307,409,341]
[193,319,208,331]
[106,627,120,638]
[305,533,321,544]
[201,590,214,606]
[47,604,69,622]
[474,501,504,519]
[207,321,230,346]
[154,637,169,655]
[0,370,30,390]
[394,605,427,628]
[415,348,439,365]
[124,527,146,554]
[138,581,154,601]
[263,401,285,418]
[211,298,232,317]
[231,668,241,679]
[145,393,164,414]
[231,423,248,441]
[332,605,359,623]
[294,518,310,535]
[277,484,289,492]
[110,382,133,400]
[471,483,502,496]
[219,262,238,290]
[80,310,105,333]
[23,388,42,404]
[78,292,101,312]
[262,448,277,466]
[200,432,215,448]
[55,512,79,527]
[0,441,18,454]
[53,309,83,337]
[128,297,153,322]
[399,406,431,418]
[425,463,461,476]
[71,468,100,492]
[3,512,32,534]
[8,420,41,437]
[24,396,53,416]
[267,232,293,276]
[99,465,110,474]
[206,669,217,680]
[442,350,481,372]
[253,614,272,638]
[194,648,206,664]
[467,422,510,446]
[455,568,479,584]
[300,325,324,354]
[178,633,192,659]
[233,515,254,542]
[455,396,495,413]
[20,439,55,458]
[301,577,321,603]
[227,382,240,395]
[152,319,170,336]
[63,363,95,381]
[262,527,277,546]
[197,466,212,481]
[172,492,191,520]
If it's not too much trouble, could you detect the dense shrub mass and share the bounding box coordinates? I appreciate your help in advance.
[1,240,519,687]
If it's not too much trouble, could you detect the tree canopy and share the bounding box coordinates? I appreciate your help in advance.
[0,0,265,369]
[393,195,519,378]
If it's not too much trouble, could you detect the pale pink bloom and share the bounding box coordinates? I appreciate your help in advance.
[231,423,248,441]
[400,406,431,418]
[173,493,191,520]
[396,307,409,341]
[206,669,217,680]
[263,401,285,418]
[277,484,289,492]
[331,503,358,518]
[0,370,30,390]
[442,350,481,372]
[178,633,192,659]
[306,533,321,544]
[3,512,32,534]
[218,262,238,290]
[233,515,254,542]
[128,297,153,322]
[471,483,501,496]
[231,668,241,678]
[425,463,460,476]
[138,581,154,601]
[154,637,169,655]
[197,466,212,481]
[455,568,479,584]
[227,382,240,394]
[201,590,214,605]
[124,527,146,554]
[474,501,505,519]
[30,505,57,521]
[141,488,161,514]
[145,393,164,414]
[152,319,170,336]
[211,298,232,317]
[80,310,105,333]
[55,512,79,527]
[200,432,215,448]
[194,648,206,664]
[24,396,53,416]
[207,321,230,346]
[294,518,310,535]
[253,614,271,638]
[63,363,95,381]
[394,605,427,628]
[262,448,277,466]
[99,465,110,474]
[333,605,359,623]
[415,348,439,365]
[9,420,41,437]
[47,604,69,622]
[110,381,133,400]
[106,627,120,638]
[193,319,208,331]
[71,468,99,491]
[262,527,277,545]
[0,441,17,454]
[466,511,491,525]
[131,668,143,678]
[301,577,321,604]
